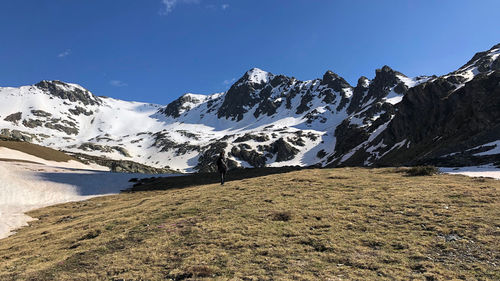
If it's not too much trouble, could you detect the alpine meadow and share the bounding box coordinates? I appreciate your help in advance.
[0,1,499,281]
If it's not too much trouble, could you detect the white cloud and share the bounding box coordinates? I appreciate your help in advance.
[221,4,229,10]
[57,49,71,58]
[110,80,128,87]
[160,0,200,15]
[223,78,236,86]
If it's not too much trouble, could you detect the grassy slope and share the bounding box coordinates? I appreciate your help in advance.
[0,168,498,280]
[0,140,76,162]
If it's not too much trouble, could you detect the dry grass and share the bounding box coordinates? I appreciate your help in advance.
[0,140,76,162]
[406,166,439,177]
[0,167,499,280]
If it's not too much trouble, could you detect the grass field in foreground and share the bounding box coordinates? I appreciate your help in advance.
[0,167,498,280]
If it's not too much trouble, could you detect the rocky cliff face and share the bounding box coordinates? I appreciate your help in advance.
[1,43,499,172]
[328,43,500,168]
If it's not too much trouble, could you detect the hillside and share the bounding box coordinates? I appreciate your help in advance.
[0,168,498,280]
[0,139,77,162]
[0,44,498,172]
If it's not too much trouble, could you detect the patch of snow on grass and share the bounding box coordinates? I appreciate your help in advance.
[0,157,179,239]
[440,164,500,180]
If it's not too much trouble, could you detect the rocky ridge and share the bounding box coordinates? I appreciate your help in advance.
[0,43,499,172]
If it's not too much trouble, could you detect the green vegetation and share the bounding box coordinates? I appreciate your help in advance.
[0,167,498,280]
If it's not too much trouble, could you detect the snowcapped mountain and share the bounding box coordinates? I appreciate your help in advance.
[1,43,499,172]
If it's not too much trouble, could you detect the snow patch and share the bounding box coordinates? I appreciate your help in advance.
[0,158,179,239]
[440,164,500,180]
[472,140,500,156]
[246,68,271,84]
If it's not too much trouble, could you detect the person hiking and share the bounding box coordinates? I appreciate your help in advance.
[216,151,228,185]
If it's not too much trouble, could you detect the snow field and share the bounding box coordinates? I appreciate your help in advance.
[0,152,179,239]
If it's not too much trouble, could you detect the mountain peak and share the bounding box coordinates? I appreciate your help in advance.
[34,80,101,106]
[457,42,500,73]
[243,68,272,84]
[374,65,406,80]
[246,67,266,74]
[323,70,341,79]
[356,76,370,88]
[321,70,352,91]
[377,65,395,73]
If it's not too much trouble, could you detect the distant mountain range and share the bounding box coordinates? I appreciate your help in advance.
[1,43,499,172]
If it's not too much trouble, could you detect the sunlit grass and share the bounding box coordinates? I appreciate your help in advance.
[0,167,498,280]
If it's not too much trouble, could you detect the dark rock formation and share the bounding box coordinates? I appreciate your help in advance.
[234,133,270,143]
[375,70,500,166]
[217,75,264,121]
[333,120,370,157]
[78,142,132,157]
[270,138,299,162]
[160,94,202,118]
[22,119,43,128]
[68,106,93,116]
[35,80,101,106]
[321,70,352,111]
[195,141,237,172]
[231,144,267,167]
[347,76,370,114]
[4,112,22,123]
[44,121,79,135]
[0,129,38,142]
[31,110,52,117]
[67,152,176,174]
[151,131,200,155]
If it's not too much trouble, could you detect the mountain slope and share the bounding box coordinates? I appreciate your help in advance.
[330,43,500,167]
[1,44,499,171]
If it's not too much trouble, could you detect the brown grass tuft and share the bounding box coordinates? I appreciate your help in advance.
[270,210,292,221]
[406,165,439,176]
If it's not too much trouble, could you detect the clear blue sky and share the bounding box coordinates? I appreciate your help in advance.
[1,0,499,104]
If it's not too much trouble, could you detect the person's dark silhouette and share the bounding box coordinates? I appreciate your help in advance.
[216,151,228,185]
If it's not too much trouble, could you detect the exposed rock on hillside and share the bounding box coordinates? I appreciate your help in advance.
[195,142,238,173]
[0,43,498,172]
[271,138,299,162]
[78,143,131,157]
[4,112,22,124]
[35,80,101,106]
[67,152,176,174]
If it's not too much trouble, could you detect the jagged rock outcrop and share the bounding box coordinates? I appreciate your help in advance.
[0,129,37,142]
[30,110,52,117]
[331,43,500,167]
[160,94,204,118]
[0,43,498,172]
[78,142,132,157]
[217,68,272,121]
[230,144,267,167]
[4,112,22,124]
[271,138,299,162]
[195,142,238,173]
[376,71,500,166]
[67,152,176,174]
[35,80,101,106]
